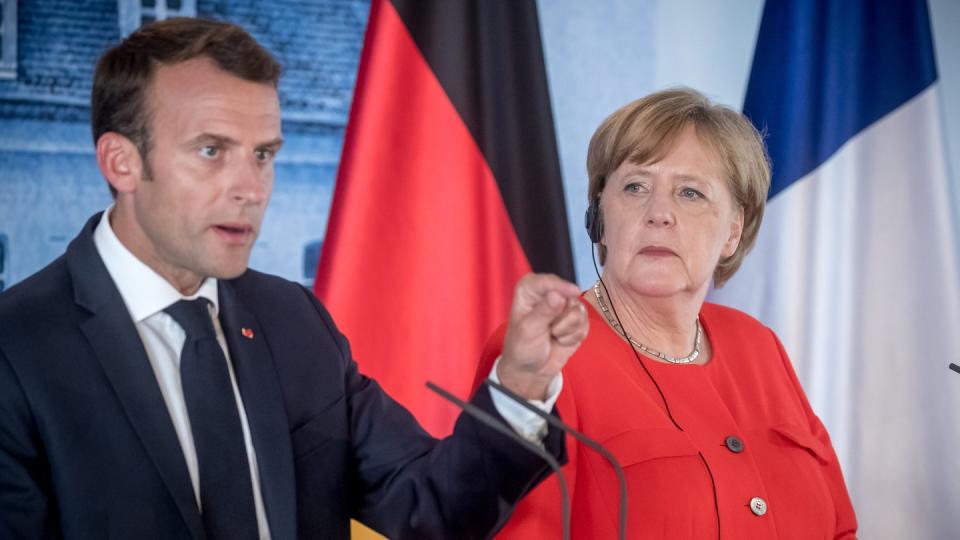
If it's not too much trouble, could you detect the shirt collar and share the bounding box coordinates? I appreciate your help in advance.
[92,206,219,322]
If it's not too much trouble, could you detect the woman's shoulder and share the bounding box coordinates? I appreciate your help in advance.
[702,301,764,326]
[701,301,776,342]
[700,302,805,390]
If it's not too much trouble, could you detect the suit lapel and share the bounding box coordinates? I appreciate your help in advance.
[68,214,205,540]
[219,281,297,540]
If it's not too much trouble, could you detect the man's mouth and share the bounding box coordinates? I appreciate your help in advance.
[212,223,254,244]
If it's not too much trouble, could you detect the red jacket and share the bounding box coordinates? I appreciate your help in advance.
[479,301,857,539]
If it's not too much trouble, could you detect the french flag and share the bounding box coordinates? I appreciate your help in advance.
[711,0,960,537]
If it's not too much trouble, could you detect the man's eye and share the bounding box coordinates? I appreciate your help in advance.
[255,149,274,162]
[199,146,220,158]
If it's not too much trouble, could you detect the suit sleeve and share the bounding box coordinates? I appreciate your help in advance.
[770,329,858,539]
[0,348,60,539]
[300,287,565,540]
[475,326,579,540]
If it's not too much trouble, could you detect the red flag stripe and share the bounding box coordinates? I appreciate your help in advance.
[315,0,531,436]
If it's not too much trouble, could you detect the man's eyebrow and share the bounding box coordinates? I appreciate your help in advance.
[187,133,240,147]
[257,137,284,150]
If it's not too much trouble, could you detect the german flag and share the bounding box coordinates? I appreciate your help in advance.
[315,0,574,439]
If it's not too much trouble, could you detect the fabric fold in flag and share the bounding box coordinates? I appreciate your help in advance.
[315,0,574,438]
[711,1,960,537]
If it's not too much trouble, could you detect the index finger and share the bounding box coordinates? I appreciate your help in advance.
[515,273,582,303]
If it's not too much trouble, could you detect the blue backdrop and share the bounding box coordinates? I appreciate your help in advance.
[0,0,369,292]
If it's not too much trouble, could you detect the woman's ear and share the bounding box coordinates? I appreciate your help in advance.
[721,206,745,258]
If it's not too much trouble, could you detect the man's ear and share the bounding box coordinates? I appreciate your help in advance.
[96,133,144,195]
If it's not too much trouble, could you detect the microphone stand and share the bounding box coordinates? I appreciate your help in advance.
[483,379,628,540]
[425,381,571,540]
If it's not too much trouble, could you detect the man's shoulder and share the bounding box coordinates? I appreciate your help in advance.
[225,268,333,323]
[224,269,348,366]
[0,255,75,338]
[228,268,313,302]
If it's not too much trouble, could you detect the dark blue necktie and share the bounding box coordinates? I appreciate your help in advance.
[165,298,259,540]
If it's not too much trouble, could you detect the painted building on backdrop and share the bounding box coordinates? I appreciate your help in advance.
[0,0,369,289]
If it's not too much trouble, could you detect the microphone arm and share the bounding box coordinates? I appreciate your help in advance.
[425,381,571,540]
[484,379,628,540]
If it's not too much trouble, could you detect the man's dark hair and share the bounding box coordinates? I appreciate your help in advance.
[91,17,282,193]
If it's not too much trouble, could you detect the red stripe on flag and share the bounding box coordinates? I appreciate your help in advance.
[315,0,531,437]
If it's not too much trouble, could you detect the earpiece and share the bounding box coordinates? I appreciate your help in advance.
[584,196,603,243]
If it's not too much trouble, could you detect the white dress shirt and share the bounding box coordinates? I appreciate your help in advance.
[92,206,560,538]
[93,208,273,539]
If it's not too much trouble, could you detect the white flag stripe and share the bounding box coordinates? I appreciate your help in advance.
[713,84,960,538]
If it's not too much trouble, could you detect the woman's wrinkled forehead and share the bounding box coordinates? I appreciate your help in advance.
[618,122,723,177]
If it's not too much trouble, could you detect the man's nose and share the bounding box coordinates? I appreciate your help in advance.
[231,157,270,205]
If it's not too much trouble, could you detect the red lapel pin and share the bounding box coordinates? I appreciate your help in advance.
[241,328,255,340]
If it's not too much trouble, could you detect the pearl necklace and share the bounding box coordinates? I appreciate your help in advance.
[593,282,702,364]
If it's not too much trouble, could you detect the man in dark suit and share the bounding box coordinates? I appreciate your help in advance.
[0,18,587,539]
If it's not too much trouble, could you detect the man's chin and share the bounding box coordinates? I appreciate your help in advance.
[214,264,250,280]
[217,268,249,280]
[204,257,252,281]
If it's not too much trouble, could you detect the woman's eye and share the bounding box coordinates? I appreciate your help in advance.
[680,187,704,200]
[624,182,647,193]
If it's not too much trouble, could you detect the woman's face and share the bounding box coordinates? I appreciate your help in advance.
[599,126,743,299]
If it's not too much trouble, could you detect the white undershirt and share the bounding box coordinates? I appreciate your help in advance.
[92,206,560,538]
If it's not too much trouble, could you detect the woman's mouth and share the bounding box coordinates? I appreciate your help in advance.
[639,246,677,257]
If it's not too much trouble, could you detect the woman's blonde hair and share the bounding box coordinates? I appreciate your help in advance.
[586,88,771,287]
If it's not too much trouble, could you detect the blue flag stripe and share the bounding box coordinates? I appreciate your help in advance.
[744,0,938,198]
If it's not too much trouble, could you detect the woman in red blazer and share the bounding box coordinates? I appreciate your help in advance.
[481,88,857,539]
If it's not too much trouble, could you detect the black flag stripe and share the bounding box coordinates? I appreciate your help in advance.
[391,0,576,281]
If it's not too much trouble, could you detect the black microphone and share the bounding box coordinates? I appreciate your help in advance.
[949,363,960,375]
[484,379,628,540]
[425,381,571,540]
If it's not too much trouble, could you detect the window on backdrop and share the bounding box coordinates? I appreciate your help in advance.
[0,0,16,79]
[118,0,197,38]
[0,233,8,293]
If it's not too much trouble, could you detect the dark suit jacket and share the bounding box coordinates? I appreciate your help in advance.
[0,214,563,539]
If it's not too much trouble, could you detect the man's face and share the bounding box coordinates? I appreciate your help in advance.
[115,57,282,293]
